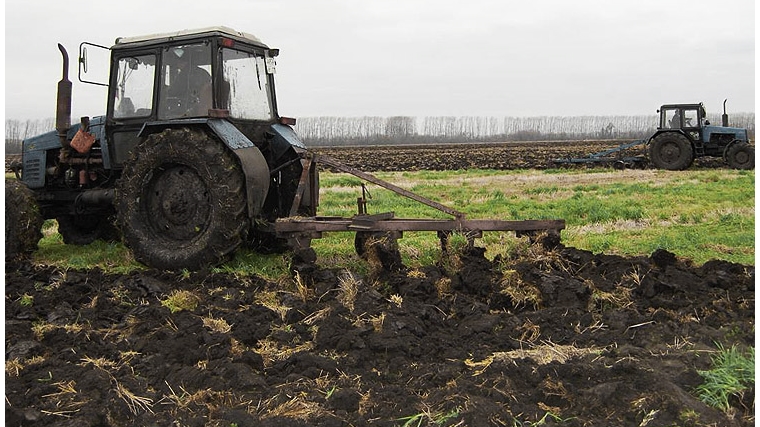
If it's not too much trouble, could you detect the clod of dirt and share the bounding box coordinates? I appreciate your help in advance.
[650,248,679,269]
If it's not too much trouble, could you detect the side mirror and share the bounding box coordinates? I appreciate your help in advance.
[265,57,276,74]
[78,42,110,87]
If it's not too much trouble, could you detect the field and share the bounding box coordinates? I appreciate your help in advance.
[5,140,755,426]
[308,139,726,171]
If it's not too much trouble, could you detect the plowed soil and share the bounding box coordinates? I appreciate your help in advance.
[5,242,754,426]
[310,140,724,171]
[4,140,752,426]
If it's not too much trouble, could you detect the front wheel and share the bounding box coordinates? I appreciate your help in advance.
[648,133,694,170]
[56,214,119,245]
[116,127,249,270]
[725,142,755,170]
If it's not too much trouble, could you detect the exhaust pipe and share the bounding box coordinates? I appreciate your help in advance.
[56,43,72,148]
[722,99,729,127]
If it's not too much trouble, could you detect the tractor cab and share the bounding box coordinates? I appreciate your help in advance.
[658,103,706,131]
[98,27,283,167]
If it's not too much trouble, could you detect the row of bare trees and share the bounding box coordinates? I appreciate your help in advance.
[296,113,756,146]
[6,113,755,152]
[5,118,56,153]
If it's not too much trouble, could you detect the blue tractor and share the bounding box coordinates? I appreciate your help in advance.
[648,101,754,170]
[8,26,569,270]
[8,27,318,269]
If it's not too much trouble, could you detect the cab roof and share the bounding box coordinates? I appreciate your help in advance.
[112,26,269,50]
[659,103,705,110]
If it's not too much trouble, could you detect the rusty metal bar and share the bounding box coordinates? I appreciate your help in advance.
[274,216,565,234]
[314,154,465,219]
[289,155,313,216]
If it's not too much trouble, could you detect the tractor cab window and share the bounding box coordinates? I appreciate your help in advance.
[662,108,681,129]
[221,48,274,121]
[682,109,698,128]
[159,44,213,119]
[113,54,156,118]
[662,107,700,129]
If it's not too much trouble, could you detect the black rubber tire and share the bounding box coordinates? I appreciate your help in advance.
[57,214,120,245]
[725,142,755,170]
[5,179,43,259]
[648,133,694,170]
[116,127,248,270]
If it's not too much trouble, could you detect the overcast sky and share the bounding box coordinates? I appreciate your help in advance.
[4,0,756,121]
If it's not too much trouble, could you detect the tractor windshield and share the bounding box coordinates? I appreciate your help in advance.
[159,44,213,119]
[221,48,274,121]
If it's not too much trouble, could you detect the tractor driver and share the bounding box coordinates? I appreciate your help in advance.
[669,110,681,128]
[162,46,212,118]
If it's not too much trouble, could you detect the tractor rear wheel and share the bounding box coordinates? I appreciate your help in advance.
[725,142,755,170]
[648,133,694,170]
[116,127,249,270]
[5,179,43,259]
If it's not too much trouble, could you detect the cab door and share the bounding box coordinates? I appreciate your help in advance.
[105,51,159,168]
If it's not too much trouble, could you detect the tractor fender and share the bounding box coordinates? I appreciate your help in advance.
[647,129,695,148]
[138,119,270,217]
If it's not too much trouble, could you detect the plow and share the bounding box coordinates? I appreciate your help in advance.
[272,153,564,268]
[552,139,648,169]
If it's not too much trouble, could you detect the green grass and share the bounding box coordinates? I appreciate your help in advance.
[160,290,201,313]
[211,250,292,282]
[28,168,754,274]
[34,220,143,274]
[317,168,754,267]
[696,344,754,412]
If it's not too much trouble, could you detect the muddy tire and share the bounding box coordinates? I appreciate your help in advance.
[57,214,120,245]
[648,133,694,170]
[116,127,248,270]
[5,180,43,259]
[724,142,754,170]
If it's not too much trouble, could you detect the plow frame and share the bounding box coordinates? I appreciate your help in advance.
[553,139,648,169]
[273,153,566,257]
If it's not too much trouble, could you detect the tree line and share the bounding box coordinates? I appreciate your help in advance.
[295,113,756,146]
[5,118,56,153]
[5,113,755,152]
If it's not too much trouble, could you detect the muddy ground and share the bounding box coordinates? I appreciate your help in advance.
[4,140,753,426]
[5,241,754,426]
[310,140,725,171]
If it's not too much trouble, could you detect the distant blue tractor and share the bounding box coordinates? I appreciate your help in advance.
[648,101,754,170]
